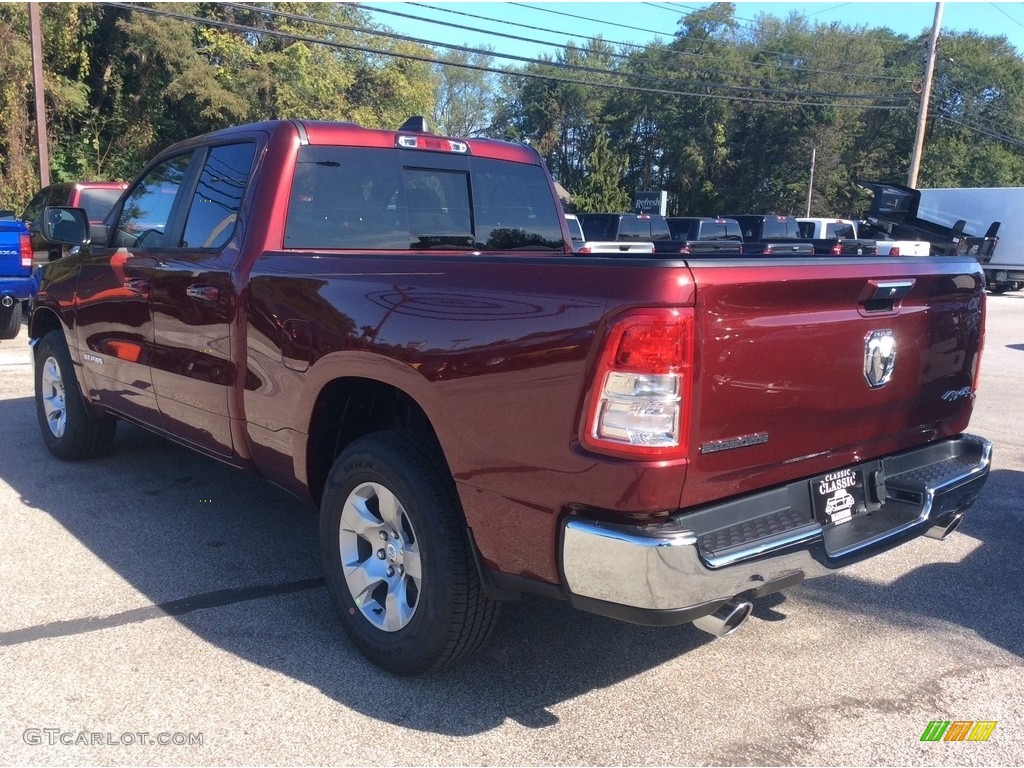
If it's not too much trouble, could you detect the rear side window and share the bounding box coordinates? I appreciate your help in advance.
[182,142,257,250]
[284,146,562,251]
[565,216,584,243]
[78,188,124,224]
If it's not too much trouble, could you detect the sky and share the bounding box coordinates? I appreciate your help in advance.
[357,2,1024,63]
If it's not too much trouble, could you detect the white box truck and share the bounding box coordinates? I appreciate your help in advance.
[857,180,1012,293]
[917,187,1023,293]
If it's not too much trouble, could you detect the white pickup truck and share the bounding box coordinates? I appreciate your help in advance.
[798,217,930,257]
[564,213,655,255]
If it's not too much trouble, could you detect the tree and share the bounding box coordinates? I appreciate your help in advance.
[573,132,630,213]
[431,49,496,137]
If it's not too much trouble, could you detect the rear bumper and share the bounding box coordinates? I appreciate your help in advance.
[560,434,991,625]
[0,276,35,303]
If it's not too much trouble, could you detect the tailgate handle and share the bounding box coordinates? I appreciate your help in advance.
[861,279,915,312]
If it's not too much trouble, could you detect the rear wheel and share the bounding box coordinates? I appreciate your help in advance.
[0,303,19,340]
[320,430,500,676]
[34,330,116,460]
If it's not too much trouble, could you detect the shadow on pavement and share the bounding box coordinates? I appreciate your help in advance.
[800,466,1024,659]
[1,392,1019,733]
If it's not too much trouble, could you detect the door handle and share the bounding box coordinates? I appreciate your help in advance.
[186,284,219,302]
[123,278,150,296]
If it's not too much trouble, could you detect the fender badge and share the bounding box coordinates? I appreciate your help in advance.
[700,432,769,454]
[83,353,103,365]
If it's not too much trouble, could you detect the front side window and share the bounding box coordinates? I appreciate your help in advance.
[283,146,562,251]
[113,154,192,248]
[182,143,256,250]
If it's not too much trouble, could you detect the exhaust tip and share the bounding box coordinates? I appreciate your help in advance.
[692,600,753,638]
[925,513,964,541]
[1,295,14,308]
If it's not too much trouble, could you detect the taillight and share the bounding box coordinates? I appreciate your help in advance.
[582,308,694,459]
[889,246,900,257]
[830,242,842,255]
[762,244,772,255]
[973,295,986,394]
[679,244,691,255]
[578,246,592,254]
[19,233,32,269]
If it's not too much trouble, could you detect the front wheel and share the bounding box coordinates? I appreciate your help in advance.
[320,430,500,676]
[34,330,117,460]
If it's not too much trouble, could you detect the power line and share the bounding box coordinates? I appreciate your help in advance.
[520,0,912,68]
[93,0,913,123]
[642,0,925,47]
[216,2,908,106]
[387,1,908,85]
[989,2,1024,31]
[934,111,1024,150]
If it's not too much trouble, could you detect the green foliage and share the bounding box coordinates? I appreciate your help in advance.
[432,48,496,137]
[0,2,437,210]
[500,4,1024,216]
[0,2,1022,217]
[573,132,631,213]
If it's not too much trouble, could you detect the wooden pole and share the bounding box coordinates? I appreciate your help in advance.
[29,2,50,188]
[908,2,944,188]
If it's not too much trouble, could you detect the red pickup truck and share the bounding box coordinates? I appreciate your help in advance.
[30,118,992,676]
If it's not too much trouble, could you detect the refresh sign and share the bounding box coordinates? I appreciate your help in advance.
[634,190,667,215]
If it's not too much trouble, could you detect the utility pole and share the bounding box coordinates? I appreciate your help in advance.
[908,2,943,188]
[805,146,816,217]
[29,2,50,188]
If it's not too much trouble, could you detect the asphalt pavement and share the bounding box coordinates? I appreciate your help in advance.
[1,295,1021,766]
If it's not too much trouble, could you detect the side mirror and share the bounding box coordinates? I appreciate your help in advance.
[41,206,90,246]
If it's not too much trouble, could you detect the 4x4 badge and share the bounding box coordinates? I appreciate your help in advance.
[864,330,896,388]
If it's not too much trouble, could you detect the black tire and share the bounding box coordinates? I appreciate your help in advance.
[320,430,500,676]
[0,303,19,340]
[34,330,117,460]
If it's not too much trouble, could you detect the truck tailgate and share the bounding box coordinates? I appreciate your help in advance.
[682,256,984,509]
[0,220,30,278]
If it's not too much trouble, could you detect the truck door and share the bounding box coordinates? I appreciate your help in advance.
[74,154,193,425]
[147,141,258,458]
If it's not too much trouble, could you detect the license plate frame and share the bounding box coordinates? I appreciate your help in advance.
[810,467,868,527]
